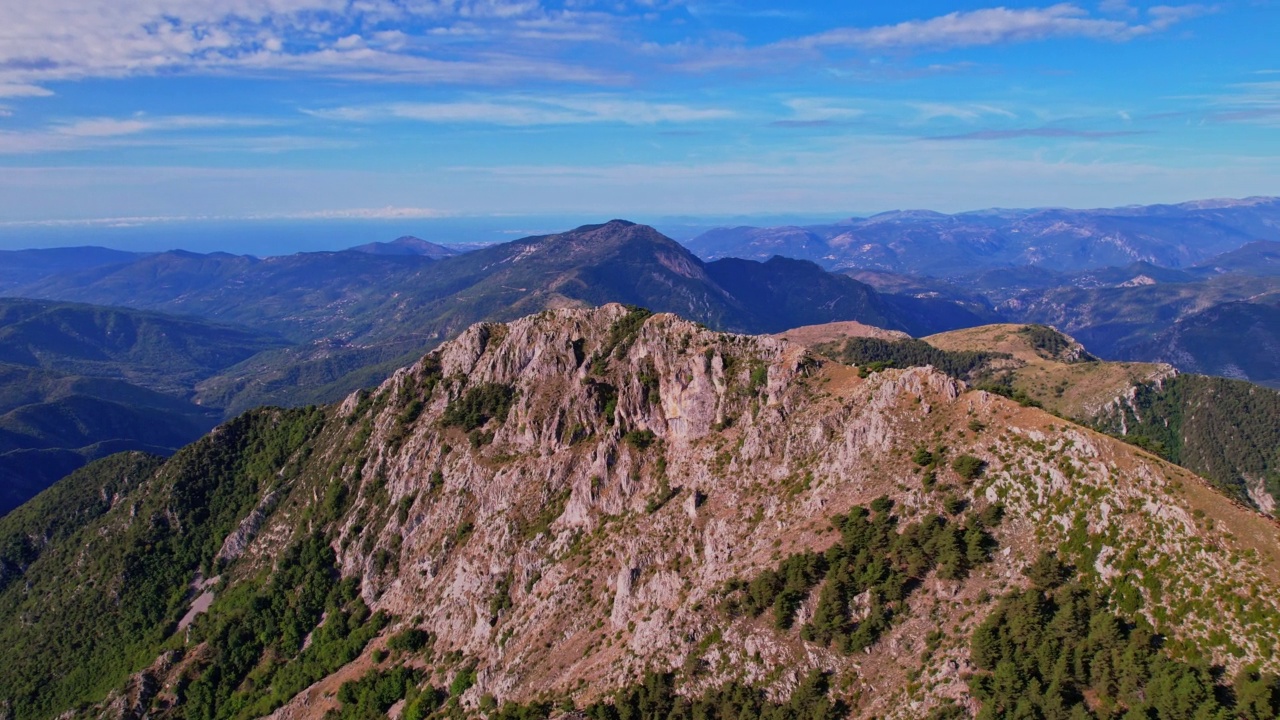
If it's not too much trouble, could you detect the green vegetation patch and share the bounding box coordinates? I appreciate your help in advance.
[969,552,1280,719]
[590,306,654,375]
[814,337,1009,382]
[0,406,325,720]
[442,382,516,432]
[1018,324,1095,362]
[724,499,999,654]
[332,665,423,720]
[493,669,846,720]
[1096,374,1280,507]
[182,532,391,720]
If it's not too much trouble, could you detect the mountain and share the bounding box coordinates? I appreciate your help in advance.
[15,250,433,342]
[1123,295,1280,386]
[1192,239,1280,277]
[1,305,1278,720]
[0,385,216,517]
[0,299,287,515]
[0,298,288,395]
[994,273,1278,360]
[348,236,461,259]
[12,222,990,414]
[0,247,142,294]
[915,323,1280,513]
[685,197,1280,276]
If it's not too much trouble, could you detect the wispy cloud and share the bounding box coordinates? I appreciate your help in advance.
[1208,107,1280,125]
[929,127,1148,140]
[910,102,1017,122]
[675,3,1214,73]
[52,115,276,138]
[273,207,452,220]
[306,96,734,125]
[0,114,309,154]
[778,3,1214,51]
[0,206,452,227]
[1195,80,1280,125]
[0,0,639,91]
[0,84,54,98]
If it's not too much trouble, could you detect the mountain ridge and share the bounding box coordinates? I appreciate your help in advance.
[2,305,1278,719]
[686,197,1280,276]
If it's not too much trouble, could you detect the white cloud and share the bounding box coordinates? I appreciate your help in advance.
[267,206,452,219]
[781,98,866,122]
[306,96,734,125]
[0,0,626,87]
[52,114,278,137]
[778,3,1209,52]
[0,206,451,227]
[910,102,1017,122]
[1098,0,1138,18]
[0,84,53,98]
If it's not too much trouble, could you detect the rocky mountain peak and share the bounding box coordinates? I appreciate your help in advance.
[6,304,1280,720]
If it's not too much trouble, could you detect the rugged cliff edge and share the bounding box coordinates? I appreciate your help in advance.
[2,305,1279,720]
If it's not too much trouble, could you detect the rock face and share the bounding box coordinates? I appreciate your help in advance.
[246,305,1280,718]
[24,304,1280,720]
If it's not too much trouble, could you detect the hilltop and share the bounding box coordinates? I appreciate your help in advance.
[2,306,1278,720]
[796,319,1280,515]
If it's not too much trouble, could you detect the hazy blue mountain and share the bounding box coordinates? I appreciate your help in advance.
[1123,295,1280,387]
[0,363,220,516]
[347,235,460,258]
[686,197,1280,276]
[0,298,288,395]
[1192,240,1280,277]
[0,247,142,293]
[9,222,988,414]
[0,299,287,514]
[996,274,1280,363]
[15,250,431,341]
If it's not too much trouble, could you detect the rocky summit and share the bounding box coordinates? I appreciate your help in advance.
[2,304,1279,720]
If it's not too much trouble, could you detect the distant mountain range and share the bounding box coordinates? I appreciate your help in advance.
[4,202,1280,512]
[4,221,992,412]
[687,196,1280,276]
[0,221,993,512]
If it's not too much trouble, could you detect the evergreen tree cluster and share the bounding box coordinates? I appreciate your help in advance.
[969,553,1280,719]
[330,666,423,720]
[0,407,325,720]
[331,668,848,720]
[724,501,999,654]
[183,532,390,720]
[1097,374,1280,507]
[814,337,1008,382]
[441,383,515,432]
[1018,325,1093,362]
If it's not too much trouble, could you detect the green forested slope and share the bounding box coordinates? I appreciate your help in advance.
[1095,374,1280,507]
[0,407,325,718]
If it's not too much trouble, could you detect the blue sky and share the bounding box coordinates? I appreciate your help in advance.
[0,0,1278,230]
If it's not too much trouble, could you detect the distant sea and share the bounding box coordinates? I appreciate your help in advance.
[0,213,854,256]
